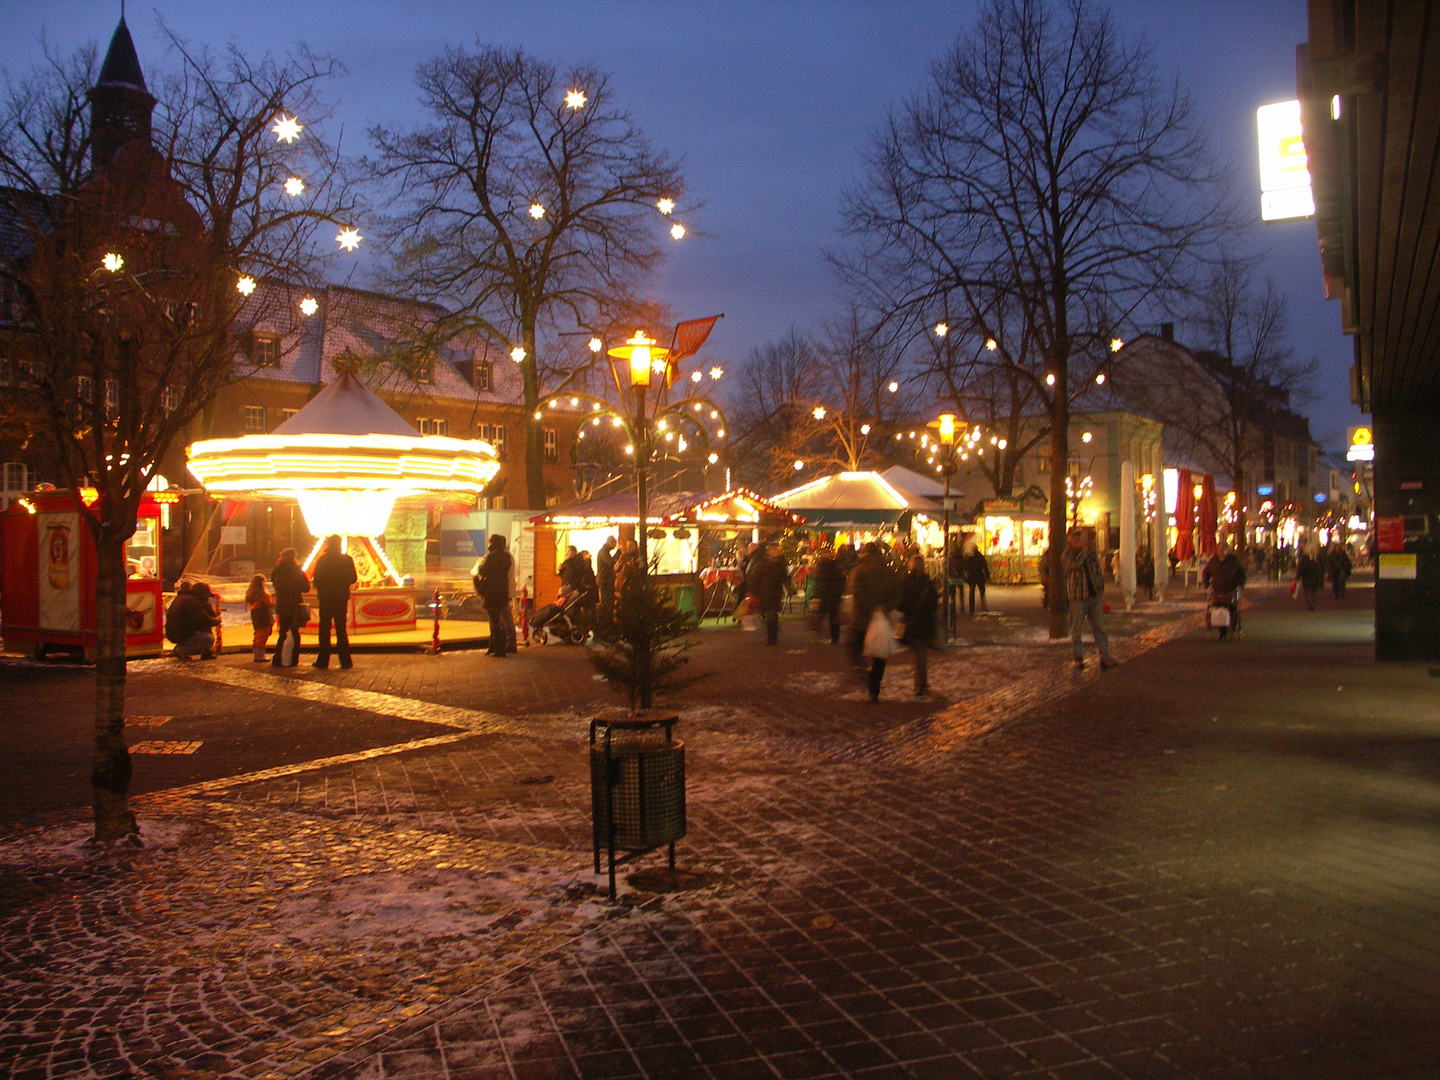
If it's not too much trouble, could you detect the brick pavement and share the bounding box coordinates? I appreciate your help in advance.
[5,585,1437,1078]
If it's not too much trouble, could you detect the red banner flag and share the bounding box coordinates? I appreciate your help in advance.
[669,315,723,363]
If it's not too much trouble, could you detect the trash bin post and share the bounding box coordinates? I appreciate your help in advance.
[590,710,686,900]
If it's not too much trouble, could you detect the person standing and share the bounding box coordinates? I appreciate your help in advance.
[1296,542,1325,610]
[477,534,517,656]
[898,555,939,697]
[1327,541,1353,600]
[1062,527,1117,672]
[595,536,617,636]
[847,542,899,702]
[245,573,274,663]
[811,548,845,644]
[312,535,358,670]
[963,542,990,615]
[270,547,310,668]
[559,545,585,595]
[750,541,789,645]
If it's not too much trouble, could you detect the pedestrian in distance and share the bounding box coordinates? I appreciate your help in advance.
[810,548,845,645]
[1201,541,1246,641]
[475,534,517,656]
[963,541,990,615]
[1062,527,1118,672]
[595,536,617,637]
[897,554,939,697]
[847,541,900,702]
[750,541,789,645]
[245,573,274,663]
[1327,541,1353,600]
[1296,542,1325,610]
[731,541,760,619]
[165,580,221,660]
[270,547,310,668]
[312,535,358,670]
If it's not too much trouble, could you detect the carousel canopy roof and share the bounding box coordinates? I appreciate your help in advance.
[768,471,940,527]
[536,487,803,527]
[273,368,420,437]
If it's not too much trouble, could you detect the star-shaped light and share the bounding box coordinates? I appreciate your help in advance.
[299,296,319,316]
[236,275,257,296]
[284,176,305,197]
[657,198,675,215]
[985,338,998,351]
[860,423,871,435]
[888,381,899,393]
[272,114,303,144]
[709,366,723,380]
[588,337,603,353]
[934,322,948,337]
[708,453,719,464]
[510,346,527,362]
[101,252,124,272]
[670,223,686,240]
[565,88,587,110]
[1095,372,1107,385]
[794,460,804,470]
[691,370,702,383]
[529,203,545,220]
[1110,337,1124,353]
[812,406,826,420]
[336,227,362,252]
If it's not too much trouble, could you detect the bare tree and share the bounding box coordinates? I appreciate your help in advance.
[839,0,1231,635]
[0,24,354,842]
[368,45,688,510]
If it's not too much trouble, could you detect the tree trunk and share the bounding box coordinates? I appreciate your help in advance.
[1047,389,1069,640]
[91,528,136,843]
[520,322,545,511]
[1233,465,1247,549]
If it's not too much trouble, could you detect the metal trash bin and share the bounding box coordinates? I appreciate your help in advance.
[590,709,686,899]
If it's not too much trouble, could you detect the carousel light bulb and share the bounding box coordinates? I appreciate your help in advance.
[102,252,124,272]
[717,429,725,438]
[588,337,603,353]
[657,197,675,215]
[510,346,526,362]
[670,223,686,240]
[694,403,703,411]
[592,418,600,426]
[272,114,303,144]
[665,431,674,441]
[709,410,718,418]
[236,275,257,296]
[570,397,579,406]
[299,296,319,316]
[591,401,602,411]
[985,338,998,351]
[935,322,948,337]
[577,431,585,440]
[565,88,587,109]
[284,176,305,196]
[529,203,545,219]
[336,227,362,252]
[888,381,899,393]
[812,406,826,420]
[657,420,668,431]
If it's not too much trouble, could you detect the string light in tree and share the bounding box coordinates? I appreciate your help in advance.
[271,114,303,144]
[284,176,305,196]
[985,338,998,351]
[236,275,257,296]
[511,346,527,362]
[934,322,948,337]
[860,424,871,435]
[888,381,899,393]
[336,227,362,252]
[1046,373,1056,386]
[589,337,603,353]
[1110,337,1125,353]
[529,203,546,220]
[1095,372,1107,385]
[708,453,719,464]
[709,367,723,380]
[299,296,319,316]
[812,406,826,420]
[102,252,124,272]
[565,88,587,109]
[657,198,675,215]
[794,460,805,470]
[670,223,686,240]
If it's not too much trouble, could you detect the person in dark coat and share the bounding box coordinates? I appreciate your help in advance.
[270,547,310,667]
[811,549,846,644]
[731,541,760,617]
[847,542,900,702]
[897,555,939,696]
[166,581,220,659]
[749,541,789,645]
[1201,541,1247,641]
[476,534,516,656]
[1327,541,1353,600]
[595,537,617,636]
[963,544,990,615]
[312,534,358,669]
[1296,542,1325,610]
[559,546,585,595]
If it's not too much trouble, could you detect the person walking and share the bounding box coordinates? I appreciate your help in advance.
[898,554,939,697]
[1327,540,1353,600]
[595,536,617,637]
[1062,527,1117,672]
[476,534,517,656]
[811,548,845,644]
[963,542,990,615]
[270,547,310,668]
[1296,542,1325,610]
[847,542,899,702]
[245,573,274,663]
[732,541,760,620]
[312,535,358,669]
[1201,541,1247,641]
[750,541,789,645]
[165,581,221,659]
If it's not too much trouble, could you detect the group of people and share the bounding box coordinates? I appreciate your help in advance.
[165,534,360,669]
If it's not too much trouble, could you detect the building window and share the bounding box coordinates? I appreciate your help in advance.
[413,353,434,384]
[3,461,27,493]
[417,417,448,436]
[474,360,491,391]
[545,495,559,507]
[281,408,299,424]
[543,428,558,462]
[249,334,280,367]
[244,404,267,433]
[479,423,506,460]
[491,495,507,511]
[104,378,119,420]
[161,385,181,413]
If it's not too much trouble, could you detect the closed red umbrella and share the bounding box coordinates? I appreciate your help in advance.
[1198,475,1218,558]
[1174,468,1194,560]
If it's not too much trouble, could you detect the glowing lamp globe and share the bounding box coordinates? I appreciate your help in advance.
[607,331,670,389]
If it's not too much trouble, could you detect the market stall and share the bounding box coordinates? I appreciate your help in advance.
[768,471,943,550]
[971,495,1050,584]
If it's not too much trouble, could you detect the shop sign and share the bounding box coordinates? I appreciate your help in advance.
[1375,516,1405,552]
[1257,100,1314,222]
[1346,426,1374,462]
[1377,553,1417,580]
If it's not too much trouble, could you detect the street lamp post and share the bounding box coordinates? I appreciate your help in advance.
[606,332,672,578]
[925,413,960,630]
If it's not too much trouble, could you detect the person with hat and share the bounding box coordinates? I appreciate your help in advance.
[165,581,221,660]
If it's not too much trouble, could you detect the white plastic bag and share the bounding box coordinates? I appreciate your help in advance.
[863,610,898,659]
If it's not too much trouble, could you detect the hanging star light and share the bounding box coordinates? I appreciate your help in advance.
[336,227,362,252]
[511,346,526,362]
[708,453,719,464]
[691,370,703,383]
[299,296,319,316]
[935,322,948,337]
[565,88,587,109]
[236,275,257,296]
[1110,337,1124,353]
[861,424,871,435]
[709,366,723,380]
[102,252,124,272]
[985,338,998,351]
[657,197,675,215]
[272,114,303,144]
[588,337,603,353]
[284,176,305,197]
[670,223,686,240]
[529,203,545,220]
[888,381,899,393]
[812,406,826,420]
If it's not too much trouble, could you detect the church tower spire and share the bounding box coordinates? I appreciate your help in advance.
[87,15,155,171]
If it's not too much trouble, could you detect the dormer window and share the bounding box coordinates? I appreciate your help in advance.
[246,333,280,367]
[474,359,492,391]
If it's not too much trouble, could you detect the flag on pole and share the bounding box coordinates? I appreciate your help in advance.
[667,315,723,387]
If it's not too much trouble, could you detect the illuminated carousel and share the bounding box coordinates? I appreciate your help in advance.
[186,363,499,632]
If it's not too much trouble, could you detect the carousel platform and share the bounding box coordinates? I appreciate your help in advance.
[211,617,494,655]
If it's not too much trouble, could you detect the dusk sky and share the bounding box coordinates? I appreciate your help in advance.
[1,1,1359,451]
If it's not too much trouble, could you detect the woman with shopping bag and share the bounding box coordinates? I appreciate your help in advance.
[846,542,900,703]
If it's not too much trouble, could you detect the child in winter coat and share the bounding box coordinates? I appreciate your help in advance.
[245,573,274,662]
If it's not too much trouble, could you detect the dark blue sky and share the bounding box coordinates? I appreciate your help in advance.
[2,1,1358,450]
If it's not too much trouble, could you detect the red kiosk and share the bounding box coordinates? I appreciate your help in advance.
[1,488,171,660]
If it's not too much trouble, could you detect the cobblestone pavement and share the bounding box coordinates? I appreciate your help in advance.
[5,586,1437,1078]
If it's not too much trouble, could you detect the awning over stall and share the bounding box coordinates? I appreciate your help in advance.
[533,487,804,528]
[768,471,940,529]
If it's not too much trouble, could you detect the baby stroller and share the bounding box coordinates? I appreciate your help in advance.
[530,588,589,645]
[1206,588,1240,641]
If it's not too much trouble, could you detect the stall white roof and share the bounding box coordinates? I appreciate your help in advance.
[769,471,940,527]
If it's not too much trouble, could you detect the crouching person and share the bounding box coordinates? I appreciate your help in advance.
[166,581,220,659]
